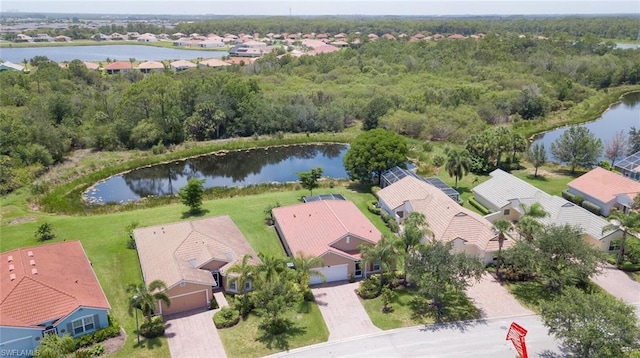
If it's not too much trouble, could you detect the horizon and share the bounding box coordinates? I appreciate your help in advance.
[1,1,639,16]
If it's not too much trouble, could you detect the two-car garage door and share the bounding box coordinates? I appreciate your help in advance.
[310,264,348,285]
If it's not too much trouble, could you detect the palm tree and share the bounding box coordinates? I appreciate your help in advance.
[445,149,471,189]
[603,211,640,267]
[510,132,527,163]
[292,252,325,287]
[257,253,286,283]
[227,254,257,316]
[127,280,171,321]
[397,212,432,284]
[360,235,397,294]
[516,202,548,241]
[492,219,512,279]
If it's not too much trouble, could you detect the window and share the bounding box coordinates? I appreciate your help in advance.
[229,280,237,292]
[72,316,95,335]
[346,237,350,244]
[503,209,510,216]
[244,280,252,291]
[372,262,381,272]
[609,240,620,252]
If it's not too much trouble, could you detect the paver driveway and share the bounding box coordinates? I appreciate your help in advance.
[312,281,381,341]
[591,264,640,304]
[465,273,533,319]
[165,308,227,358]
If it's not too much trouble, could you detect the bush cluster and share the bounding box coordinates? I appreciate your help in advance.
[213,307,240,329]
[356,277,380,299]
[562,190,585,206]
[140,316,165,338]
[581,200,601,215]
[75,315,120,348]
[468,198,490,215]
[380,212,399,233]
[367,201,381,215]
[74,344,105,357]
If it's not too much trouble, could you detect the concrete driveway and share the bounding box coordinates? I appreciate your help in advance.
[465,273,533,319]
[592,264,640,304]
[165,308,227,358]
[312,281,381,341]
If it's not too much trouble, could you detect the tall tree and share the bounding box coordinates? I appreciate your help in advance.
[445,149,471,188]
[602,210,640,268]
[397,212,432,283]
[359,235,397,294]
[251,272,302,334]
[550,127,603,174]
[540,287,640,358]
[127,280,171,321]
[227,254,257,317]
[510,132,527,163]
[178,178,205,214]
[296,167,323,196]
[515,203,548,242]
[526,143,547,177]
[603,130,628,167]
[292,253,325,298]
[343,128,408,184]
[362,95,393,130]
[492,218,512,280]
[407,241,484,322]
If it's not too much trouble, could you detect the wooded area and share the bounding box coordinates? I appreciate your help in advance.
[1,16,640,194]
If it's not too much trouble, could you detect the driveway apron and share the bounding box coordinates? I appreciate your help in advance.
[165,308,227,358]
[465,273,533,319]
[312,281,381,341]
[591,264,640,304]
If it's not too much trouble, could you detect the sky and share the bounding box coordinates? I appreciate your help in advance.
[1,0,639,16]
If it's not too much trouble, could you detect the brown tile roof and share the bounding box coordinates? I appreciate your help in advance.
[306,44,340,56]
[568,167,640,204]
[224,57,257,65]
[0,241,110,328]
[273,200,381,258]
[199,58,230,67]
[134,216,260,289]
[104,61,132,70]
[170,60,196,69]
[137,61,165,70]
[83,61,99,70]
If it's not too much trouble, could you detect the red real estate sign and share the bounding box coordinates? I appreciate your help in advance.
[506,322,528,358]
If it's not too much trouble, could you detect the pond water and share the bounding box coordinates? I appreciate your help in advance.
[85,144,349,204]
[0,45,227,63]
[532,92,640,162]
[616,43,640,50]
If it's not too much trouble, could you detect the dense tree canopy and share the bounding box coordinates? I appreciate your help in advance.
[550,127,603,173]
[343,128,408,184]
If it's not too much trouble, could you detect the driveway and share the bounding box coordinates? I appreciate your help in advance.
[165,308,227,358]
[312,281,381,341]
[465,273,533,319]
[591,264,640,304]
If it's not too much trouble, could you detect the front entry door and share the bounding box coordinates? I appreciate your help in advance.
[354,261,362,278]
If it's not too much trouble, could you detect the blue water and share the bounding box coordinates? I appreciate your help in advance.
[85,144,349,204]
[0,45,227,62]
[532,92,640,162]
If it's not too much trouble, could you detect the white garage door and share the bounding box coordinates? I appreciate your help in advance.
[310,264,348,285]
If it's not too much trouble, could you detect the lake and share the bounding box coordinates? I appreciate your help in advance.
[84,144,349,204]
[0,45,227,62]
[616,43,640,50]
[532,91,640,162]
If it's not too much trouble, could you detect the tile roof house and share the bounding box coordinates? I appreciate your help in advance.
[273,200,382,284]
[199,58,231,68]
[134,215,261,315]
[377,176,508,264]
[567,167,640,216]
[137,60,165,73]
[169,60,196,72]
[0,241,110,354]
[473,169,622,251]
[104,61,132,74]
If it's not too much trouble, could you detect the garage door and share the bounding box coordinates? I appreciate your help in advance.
[162,290,208,316]
[0,336,34,356]
[310,264,348,285]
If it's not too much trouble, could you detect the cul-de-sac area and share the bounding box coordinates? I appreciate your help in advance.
[2,10,640,358]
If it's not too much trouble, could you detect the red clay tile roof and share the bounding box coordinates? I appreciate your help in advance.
[0,241,110,328]
[104,61,132,70]
[568,167,640,204]
[273,200,381,258]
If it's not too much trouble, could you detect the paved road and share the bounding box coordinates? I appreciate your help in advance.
[312,281,381,341]
[466,273,533,318]
[267,314,564,358]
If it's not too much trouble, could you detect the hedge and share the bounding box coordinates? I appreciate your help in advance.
[213,307,240,329]
[581,200,602,215]
[367,201,381,215]
[74,315,120,348]
[468,197,490,215]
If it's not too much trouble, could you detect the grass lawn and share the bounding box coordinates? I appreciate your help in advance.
[0,185,380,358]
[505,280,610,314]
[217,300,329,358]
[361,287,480,330]
[512,162,583,197]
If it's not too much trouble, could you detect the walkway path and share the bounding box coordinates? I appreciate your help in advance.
[312,281,381,341]
[465,273,533,319]
[591,264,640,304]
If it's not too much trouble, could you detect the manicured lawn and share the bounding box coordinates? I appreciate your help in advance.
[512,162,582,197]
[361,287,480,330]
[0,186,379,358]
[217,300,329,358]
[505,280,609,314]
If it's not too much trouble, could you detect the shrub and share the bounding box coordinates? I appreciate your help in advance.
[151,141,165,155]
[573,195,585,205]
[213,307,240,329]
[356,277,380,299]
[35,222,56,242]
[140,316,165,338]
[74,344,105,357]
[581,200,601,215]
[370,186,381,195]
[468,198,490,215]
[302,289,315,302]
[74,315,120,348]
[367,201,381,215]
[380,212,399,233]
[348,273,356,283]
[422,141,434,152]
[620,262,640,272]
[561,190,574,201]
[210,297,219,310]
[432,155,445,167]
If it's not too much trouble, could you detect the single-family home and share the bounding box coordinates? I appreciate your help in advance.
[169,60,196,72]
[92,33,110,41]
[615,151,640,181]
[377,176,508,264]
[15,34,32,42]
[137,34,157,42]
[306,44,340,56]
[0,61,25,72]
[104,61,132,74]
[137,61,165,73]
[134,215,261,316]
[567,167,640,216]
[272,199,382,284]
[473,169,623,251]
[83,62,100,71]
[198,39,225,48]
[199,58,231,68]
[0,241,111,354]
[54,35,72,42]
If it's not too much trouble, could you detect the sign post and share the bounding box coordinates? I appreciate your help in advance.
[506,322,528,358]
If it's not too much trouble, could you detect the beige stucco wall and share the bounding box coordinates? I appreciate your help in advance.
[331,235,370,252]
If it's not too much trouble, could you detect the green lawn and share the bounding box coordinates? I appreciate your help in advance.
[361,287,480,330]
[217,300,329,358]
[0,185,380,358]
[512,162,583,197]
[505,280,609,314]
